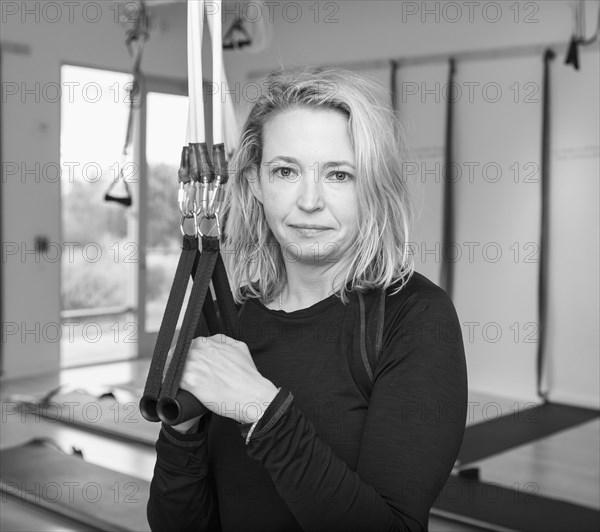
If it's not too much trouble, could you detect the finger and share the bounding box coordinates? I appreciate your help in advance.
[210,333,241,346]
[192,334,224,347]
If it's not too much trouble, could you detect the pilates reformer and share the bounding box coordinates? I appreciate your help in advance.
[6,384,160,447]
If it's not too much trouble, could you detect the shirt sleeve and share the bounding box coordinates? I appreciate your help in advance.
[147,414,222,532]
[240,289,468,532]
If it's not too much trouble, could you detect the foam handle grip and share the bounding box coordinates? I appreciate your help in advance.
[157,389,209,426]
[139,395,160,423]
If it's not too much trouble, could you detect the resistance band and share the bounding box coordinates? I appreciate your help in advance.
[140,0,240,426]
[439,58,456,298]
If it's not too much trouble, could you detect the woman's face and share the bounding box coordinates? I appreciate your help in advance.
[248,107,359,266]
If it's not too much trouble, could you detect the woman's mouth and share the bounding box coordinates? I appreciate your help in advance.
[289,225,332,236]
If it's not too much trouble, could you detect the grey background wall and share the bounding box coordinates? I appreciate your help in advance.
[1,1,598,408]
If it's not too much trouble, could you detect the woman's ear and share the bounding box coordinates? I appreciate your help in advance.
[246,166,263,204]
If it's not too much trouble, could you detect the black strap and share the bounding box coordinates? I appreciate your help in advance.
[223,17,252,50]
[564,35,580,70]
[537,49,555,401]
[103,187,133,206]
[141,234,199,405]
[440,57,457,298]
[190,249,239,339]
[211,251,240,338]
[191,251,221,337]
[160,236,221,401]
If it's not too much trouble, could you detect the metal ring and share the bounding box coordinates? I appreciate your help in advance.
[197,212,221,239]
[179,212,197,237]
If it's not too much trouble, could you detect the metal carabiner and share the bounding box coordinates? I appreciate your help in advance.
[207,143,228,218]
[200,178,210,217]
[178,182,193,218]
[207,177,224,218]
[190,181,201,219]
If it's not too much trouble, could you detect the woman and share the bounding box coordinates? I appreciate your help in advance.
[147,67,467,532]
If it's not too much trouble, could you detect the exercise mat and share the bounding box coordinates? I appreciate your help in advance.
[433,473,600,532]
[0,439,150,532]
[458,401,600,466]
[7,386,159,446]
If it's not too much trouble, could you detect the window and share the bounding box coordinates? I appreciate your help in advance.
[60,65,137,367]
[144,91,190,333]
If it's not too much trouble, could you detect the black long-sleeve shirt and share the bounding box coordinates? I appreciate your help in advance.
[147,272,468,532]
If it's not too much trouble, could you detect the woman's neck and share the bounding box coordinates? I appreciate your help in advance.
[276,263,343,311]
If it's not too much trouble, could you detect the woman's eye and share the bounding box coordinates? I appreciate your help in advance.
[328,171,352,182]
[273,166,294,178]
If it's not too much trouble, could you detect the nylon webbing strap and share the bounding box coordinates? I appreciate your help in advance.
[537,49,555,401]
[191,251,221,337]
[440,57,457,298]
[160,236,221,401]
[141,233,199,403]
[211,252,240,339]
[190,250,238,339]
[140,233,225,422]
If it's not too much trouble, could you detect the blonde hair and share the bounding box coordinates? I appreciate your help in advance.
[221,67,414,305]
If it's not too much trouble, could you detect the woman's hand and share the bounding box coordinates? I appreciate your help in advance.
[161,347,203,434]
[179,334,279,424]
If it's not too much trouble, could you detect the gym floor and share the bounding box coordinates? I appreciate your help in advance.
[1,359,598,532]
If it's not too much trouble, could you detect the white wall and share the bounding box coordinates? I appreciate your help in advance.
[2,1,598,408]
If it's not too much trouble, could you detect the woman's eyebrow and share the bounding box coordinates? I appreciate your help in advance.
[323,161,356,170]
[264,156,299,165]
[264,157,355,171]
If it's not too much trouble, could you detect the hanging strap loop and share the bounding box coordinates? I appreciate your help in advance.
[105,0,149,207]
[140,233,232,425]
[157,236,224,425]
[140,233,200,421]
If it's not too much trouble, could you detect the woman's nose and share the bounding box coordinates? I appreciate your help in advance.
[296,174,325,211]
